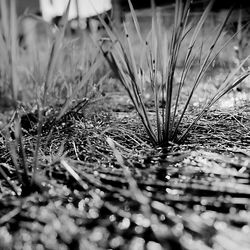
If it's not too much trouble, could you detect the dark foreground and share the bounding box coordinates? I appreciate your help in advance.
[0,94,250,250]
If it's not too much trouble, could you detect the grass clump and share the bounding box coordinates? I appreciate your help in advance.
[0,0,109,195]
[100,0,250,148]
[0,0,72,196]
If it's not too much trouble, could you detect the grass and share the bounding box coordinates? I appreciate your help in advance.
[0,0,73,196]
[1,1,250,249]
[1,0,249,194]
[0,0,111,196]
[0,0,249,194]
[100,0,250,148]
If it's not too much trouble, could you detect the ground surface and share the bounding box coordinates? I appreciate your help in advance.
[0,90,250,250]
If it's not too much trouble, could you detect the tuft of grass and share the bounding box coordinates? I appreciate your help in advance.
[100,0,250,148]
[0,0,108,195]
[0,0,72,196]
[32,0,73,181]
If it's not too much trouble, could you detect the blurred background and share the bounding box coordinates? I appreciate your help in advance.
[0,0,250,108]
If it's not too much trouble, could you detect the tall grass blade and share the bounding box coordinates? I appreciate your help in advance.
[0,0,9,70]
[10,0,18,102]
[150,0,162,142]
[0,0,19,103]
[0,0,9,46]
[163,0,191,144]
[170,0,214,134]
[128,0,143,43]
[34,0,71,179]
[42,0,71,107]
[0,24,9,72]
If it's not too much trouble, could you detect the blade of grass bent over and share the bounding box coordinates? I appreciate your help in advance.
[107,137,149,205]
